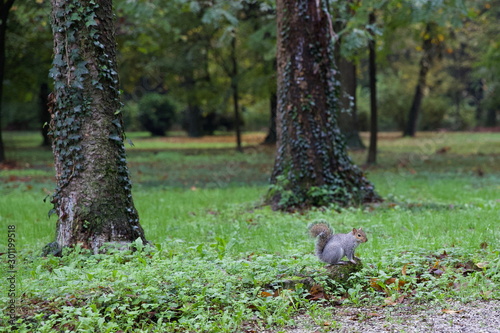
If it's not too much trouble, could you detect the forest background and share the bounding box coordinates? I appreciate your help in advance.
[1,0,499,144]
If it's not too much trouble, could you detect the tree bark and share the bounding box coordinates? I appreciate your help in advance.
[367,12,378,164]
[0,0,16,163]
[404,23,436,137]
[49,0,147,253]
[269,0,380,210]
[231,35,242,152]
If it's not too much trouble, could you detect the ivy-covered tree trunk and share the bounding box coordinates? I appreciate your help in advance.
[49,0,147,253]
[268,0,380,210]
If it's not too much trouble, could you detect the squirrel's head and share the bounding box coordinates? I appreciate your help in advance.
[352,227,368,243]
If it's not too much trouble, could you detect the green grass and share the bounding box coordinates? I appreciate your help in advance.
[1,131,499,332]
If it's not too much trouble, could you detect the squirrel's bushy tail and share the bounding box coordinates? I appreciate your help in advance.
[308,222,333,238]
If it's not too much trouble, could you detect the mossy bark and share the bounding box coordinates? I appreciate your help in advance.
[49,0,147,254]
[269,0,380,210]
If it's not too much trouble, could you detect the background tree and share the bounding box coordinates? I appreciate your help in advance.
[330,0,367,149]
[268,0,380,210]
[403,22,442,137]
[49,0,147,253]
[366,11,378,164]
[0,0,16,162]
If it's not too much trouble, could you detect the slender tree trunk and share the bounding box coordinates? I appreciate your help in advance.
[269,0,380,210]
[485,106,497,127]
[367,12,378,164]
[49,0,147,253]
[262,92,277,145]
[231,35,242,152]
[331,0,364,150]
[338,57,364,149]
[182,72,204,138]
[185,104,203,137]
[404,23,435,137]
[0,0,16,163]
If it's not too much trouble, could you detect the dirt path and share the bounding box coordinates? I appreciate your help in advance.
[282,300,500,333]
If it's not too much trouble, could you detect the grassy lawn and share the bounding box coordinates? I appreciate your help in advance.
[0,131,499,332]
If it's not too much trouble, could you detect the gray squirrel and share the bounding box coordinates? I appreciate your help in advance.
[309,222,367,265]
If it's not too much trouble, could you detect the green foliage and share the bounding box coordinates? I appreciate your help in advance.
[138,94,177,136]
[122,100,142,131]
[3,0,52,125]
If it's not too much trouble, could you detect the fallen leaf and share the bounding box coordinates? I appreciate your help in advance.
[370,278,385,292]
[307,284,330,301]
[401,263,408,276]
[383,295,405,306]
[436,146,451,154]
[476,262,487,269]
[442,309,463,314]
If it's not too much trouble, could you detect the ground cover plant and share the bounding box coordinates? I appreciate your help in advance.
[0,131,499,332]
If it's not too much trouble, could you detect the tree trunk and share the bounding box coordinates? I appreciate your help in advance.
[485,106,497,127]
[262,92,277,145]
[0,0,16,163]
[185,104,203,138]
[367,12,378,165]
[331,0,364,150]
[182,72,204,138]
[337,57,364,149]
[49,0,147,253]
[231,35,242,152]
[268,0,380,210]
[404,23,435,137]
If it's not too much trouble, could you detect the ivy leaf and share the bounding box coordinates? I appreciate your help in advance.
[53,54,65,67]
[49,67,61,80]
[111,118,122,129]
[109,134,122,142]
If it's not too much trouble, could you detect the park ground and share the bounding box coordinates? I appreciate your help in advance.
[0,131,499,332]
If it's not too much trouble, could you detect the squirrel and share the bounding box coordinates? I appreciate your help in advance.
[309,222,367,265]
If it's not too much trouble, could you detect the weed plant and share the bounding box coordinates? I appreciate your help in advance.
[0,131,499,332]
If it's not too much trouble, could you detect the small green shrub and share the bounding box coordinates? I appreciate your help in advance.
[421,96,450,130]
[138,93,176,136]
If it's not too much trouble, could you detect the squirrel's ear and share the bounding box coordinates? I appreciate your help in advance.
[359,227,363,230]
[352,228,357,233]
